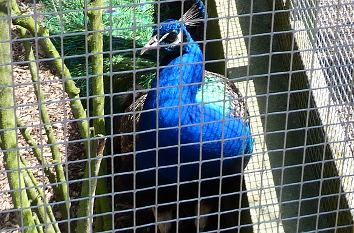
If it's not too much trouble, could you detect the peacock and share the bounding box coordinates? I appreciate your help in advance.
[118,0,254,232]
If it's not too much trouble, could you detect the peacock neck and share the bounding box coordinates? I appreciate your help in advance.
[149,41,203,107]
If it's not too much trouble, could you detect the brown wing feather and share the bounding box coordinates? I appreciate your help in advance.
[119,93,147,153]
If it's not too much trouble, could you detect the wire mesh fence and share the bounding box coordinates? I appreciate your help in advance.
[0,0,353,232]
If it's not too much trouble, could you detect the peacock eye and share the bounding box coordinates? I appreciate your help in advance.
[163,32,178,43]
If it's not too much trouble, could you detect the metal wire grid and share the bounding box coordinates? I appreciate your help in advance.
[289,0,354,225]
[0,0,353,232]
[315,0,354,219]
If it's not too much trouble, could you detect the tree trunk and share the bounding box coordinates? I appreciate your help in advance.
[0,1,37,232]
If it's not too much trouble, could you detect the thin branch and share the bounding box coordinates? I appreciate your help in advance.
[76,134,106,233]
[21,156,60,233]
[18,26,70,219]
[32,213,44,233]
[17,120,57,187]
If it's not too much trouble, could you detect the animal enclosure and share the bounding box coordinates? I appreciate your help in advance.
[0,0,353,232]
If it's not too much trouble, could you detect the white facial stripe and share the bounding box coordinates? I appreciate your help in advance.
[158,33,169,42]
[171,31,183,45]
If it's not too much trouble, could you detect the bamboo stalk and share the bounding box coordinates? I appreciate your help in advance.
[76,135,106,233]
[87,0,111,230]
[18,26,70,219]
[10,1,111,229]
[20,156,61,233]
[17,120,57,185]
[0,1,37,232]
[10,0,90,143]
[8,5,113,225]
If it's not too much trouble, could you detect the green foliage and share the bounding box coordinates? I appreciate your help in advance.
[39,0,86,33]
[138,71,155,88]
[103,2,154,44]
[50,33,156,96]
[39,0,154,43]
[39,0,156,96]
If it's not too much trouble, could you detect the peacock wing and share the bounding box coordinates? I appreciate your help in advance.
[197,70,250,121]
[119,93,147,153]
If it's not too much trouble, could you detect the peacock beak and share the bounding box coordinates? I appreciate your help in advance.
[140,36,158,55]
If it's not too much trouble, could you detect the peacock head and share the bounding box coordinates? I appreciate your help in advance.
[140,3,203,56]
